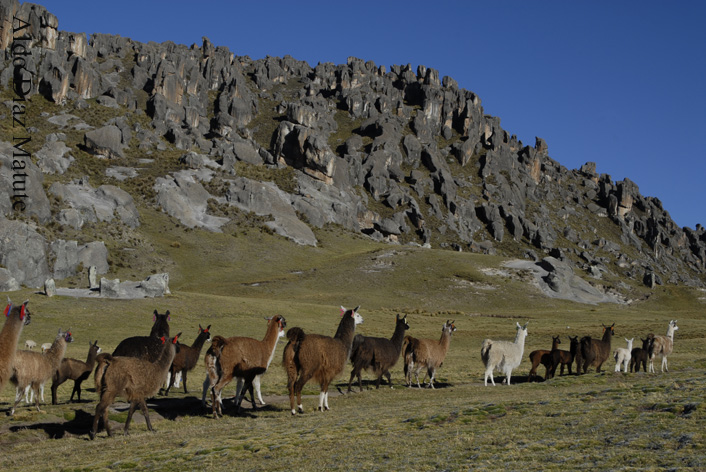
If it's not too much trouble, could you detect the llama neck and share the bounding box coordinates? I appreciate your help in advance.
[666,326,676,341]
[390,323,407,352]
[334,314,356,348]
[0,307,26,345]
[602,329,613,344]
[551,339,560,350]
[263,320,283,368]
[45,338,68,369]
[155,342,176,370]
[85,347,99,369]
[438,330,452,352]
[192,332,209,350]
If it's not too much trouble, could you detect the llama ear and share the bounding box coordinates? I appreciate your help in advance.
[354,305,360,313]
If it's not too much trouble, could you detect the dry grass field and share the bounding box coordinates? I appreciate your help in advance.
[1,226,704,471]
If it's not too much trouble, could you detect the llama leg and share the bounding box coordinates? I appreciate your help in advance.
[182,370,188,394]
[140,401,155,432]
[427,368,436,389]
[324,390,330,411]
[253,376,265,406]
[662,356,668,372]
[124,401,138,435]
[164,368,175,395]
[51,381,59,405]
[347,368,356,393]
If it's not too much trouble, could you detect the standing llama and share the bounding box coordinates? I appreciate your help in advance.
[576,323,615,374]
[402,320,456,388]
[348,314,409,392]
[649,320,678,373]
[164,324,210,395]
[629,337,653,373]
[9,328,73,415]
[204,316,286,417]
[528,335,561,381]
[0,299,31,394]
[90,334,180,439]
[51,340,101,404]
[613,338,634,373]
[283,306,363,415]
[481,321,529,386]
[550,335,578,377]
[112,310,171,361]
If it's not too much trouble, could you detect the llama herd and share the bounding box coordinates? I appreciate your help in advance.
[0,297,681,439]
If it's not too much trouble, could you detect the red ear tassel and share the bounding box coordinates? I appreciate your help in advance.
[172,335,178,344]
[3,304,11,317]
[160,336,166,344]
[20,305,25,320]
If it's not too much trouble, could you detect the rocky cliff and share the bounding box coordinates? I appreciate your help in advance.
[1,0,704,294]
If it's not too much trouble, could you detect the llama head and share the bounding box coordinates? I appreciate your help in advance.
[199,324,212,342]
[669,320,679,333]
[602,323,615,335]
[4,300,31,325]
[516,321,528,334]
[266,315,287,337]
[444,320,457,334]
[60,328,73,343]
[342,306,363,325]
[397,314,410,331]
[625,338,634,348]
[91,340,102,355]
[552,335,561,345]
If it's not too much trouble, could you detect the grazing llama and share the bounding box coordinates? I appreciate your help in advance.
[51,340,101,404]
[402,320,456,388]
[0,299,31,394]
[613,338,634,373]
[90,334,180,439]
[348,314,409,391]
[649,320,678,373]
[481,321,529,386]
[10,328,73,415]
[283,306,363,414]
[203,316,285,417]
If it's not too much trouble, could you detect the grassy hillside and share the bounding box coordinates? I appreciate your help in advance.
[1,225,705,470]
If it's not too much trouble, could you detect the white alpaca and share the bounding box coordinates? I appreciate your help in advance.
[614,338,634,372]
[24,340,36,349]
[649,320,678,373]
[481,322,529,386]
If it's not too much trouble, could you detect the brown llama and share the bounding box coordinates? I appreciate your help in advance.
[348,314,409,392]
[528,335,561,381]
[403,320,457,388]
[204,316,286,417]
[10,328,73,415]
[550,335,578,377]
[51,340,101,404]
[90,333,181,439]
[576,323,615,374]
[164,325,211,395]
[283,306,363,414]
[0,299,31,394]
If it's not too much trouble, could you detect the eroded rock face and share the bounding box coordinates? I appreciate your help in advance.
[0,142,52,223]
[0,219,50,288]
[48,179,140,228]
[154,170,228,232]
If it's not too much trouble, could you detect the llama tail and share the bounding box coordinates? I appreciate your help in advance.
[94,355,112,398]
[480,339,493,366]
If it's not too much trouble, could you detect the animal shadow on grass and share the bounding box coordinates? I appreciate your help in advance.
[200,395,280,418]
[343,380,455,390]
[8,409,94,439]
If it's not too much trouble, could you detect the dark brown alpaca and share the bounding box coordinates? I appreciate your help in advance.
[550,335,578,377]
[51,340,101,404]
[283,306,363,414]
[629,337,653,373]
[528,335,560,381]
[10,328,73,415]
[90,333,181,439]
[204,316,286,417]
[164,325,211,395]
[0,299,31,394]
[348,314,409,392]
[576,323,615,374]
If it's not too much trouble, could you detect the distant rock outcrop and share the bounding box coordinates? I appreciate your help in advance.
[0,0,704,295]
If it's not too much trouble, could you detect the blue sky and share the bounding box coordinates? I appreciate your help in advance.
[39,0,706,229]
